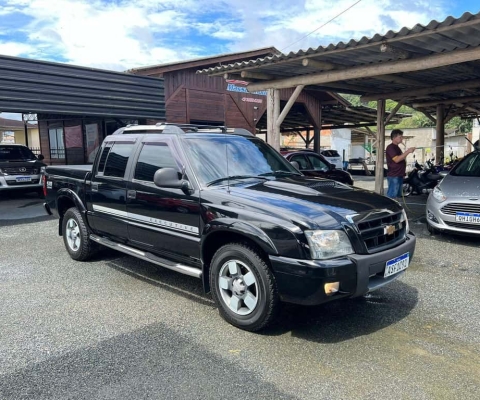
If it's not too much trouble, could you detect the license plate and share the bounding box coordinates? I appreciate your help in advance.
[15,176,32,182]
[455,212,480,224]
[384,253,409,277]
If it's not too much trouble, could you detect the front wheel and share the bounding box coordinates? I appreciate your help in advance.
[210,243,280,332]
[62,207,98,261]
[427,222,440,236]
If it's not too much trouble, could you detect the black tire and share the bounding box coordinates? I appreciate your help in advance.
[210,243,280,332]
[62,207,98,261]
[427,222,440,235]
[402,183,413,197]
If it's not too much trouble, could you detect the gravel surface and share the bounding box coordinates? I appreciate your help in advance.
[1,193,479,399]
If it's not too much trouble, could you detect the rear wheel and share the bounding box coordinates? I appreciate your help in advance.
[210,243,279,332]
[62,207,97,261]
[402,183,413,197]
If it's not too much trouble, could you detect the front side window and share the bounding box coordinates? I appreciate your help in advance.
[134,143,180,182]
[103,143,134,178]
[49,128,65,159]
[290,155,309,170]
[307,155,329,171]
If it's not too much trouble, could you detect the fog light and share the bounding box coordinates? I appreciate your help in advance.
[324,282,340,295]
[427,210,439,223]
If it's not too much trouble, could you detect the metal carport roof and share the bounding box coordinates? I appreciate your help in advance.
[198,11,480,120]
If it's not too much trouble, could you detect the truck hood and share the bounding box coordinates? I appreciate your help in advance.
[208,176,402,229]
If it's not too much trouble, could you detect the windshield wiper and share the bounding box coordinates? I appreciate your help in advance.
[259,170,302,177]
[206,175,269,187]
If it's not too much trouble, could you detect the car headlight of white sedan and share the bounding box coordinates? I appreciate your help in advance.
[305,230,354,260]
[432,186,447,203]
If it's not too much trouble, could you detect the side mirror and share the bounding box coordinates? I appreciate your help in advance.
[439,171,448,177]
[329,162,336,170]
[153,168,192,194]
[37,154,45,161]
[290,160,300,170]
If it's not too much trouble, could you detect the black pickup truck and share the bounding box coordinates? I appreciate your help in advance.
[44,123,416,331]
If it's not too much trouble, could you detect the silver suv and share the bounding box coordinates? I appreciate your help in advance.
[0,144,46,197]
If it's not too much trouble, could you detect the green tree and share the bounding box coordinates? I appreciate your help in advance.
[340,94,472,132]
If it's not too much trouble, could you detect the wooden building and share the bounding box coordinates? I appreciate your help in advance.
[129,48,344,138]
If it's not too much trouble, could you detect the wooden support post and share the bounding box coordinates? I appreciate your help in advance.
[375,100,386,195]
[267,89,275,148]
[312,104,322,153]
[276,85,304,128]
[436,104,445,164]
[314,128,320,153]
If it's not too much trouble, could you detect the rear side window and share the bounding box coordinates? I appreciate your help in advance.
[103,143,135,178]
[96,146,111,174]
[134,143,179,182]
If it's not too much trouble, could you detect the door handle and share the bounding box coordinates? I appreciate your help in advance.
[91,183,99,192]
[127,190,137,199]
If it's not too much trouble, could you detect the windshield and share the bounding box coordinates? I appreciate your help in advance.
[0,146,37,161]
[450,152,480,177]
[182,135,300,186]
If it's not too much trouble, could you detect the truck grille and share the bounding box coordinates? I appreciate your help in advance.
[356,211,406,253]
[441,203,480,215]
[2,167,39,175]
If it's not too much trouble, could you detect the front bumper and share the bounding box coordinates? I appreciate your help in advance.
[0,175,42,191]
[426,195,480,235]
[269,233,416,305]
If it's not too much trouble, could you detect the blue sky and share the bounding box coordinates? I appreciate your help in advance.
[0,0,478,72]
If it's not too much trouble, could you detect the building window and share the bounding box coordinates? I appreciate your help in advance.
[49,127,65,159]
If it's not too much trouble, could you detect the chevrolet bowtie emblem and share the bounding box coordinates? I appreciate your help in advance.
[384,224,396,235]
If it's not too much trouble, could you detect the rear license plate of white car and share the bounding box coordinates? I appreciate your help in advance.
[455,212,480,224]
[384,253,409,277]
[15,176,32,182]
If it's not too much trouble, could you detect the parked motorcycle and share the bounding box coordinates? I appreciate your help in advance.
[402,158,443,196]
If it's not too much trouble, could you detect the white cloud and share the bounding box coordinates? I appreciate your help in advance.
[0,0,454,71]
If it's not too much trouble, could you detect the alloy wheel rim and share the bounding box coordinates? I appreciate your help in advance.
[218,259,259,316]
[66,218,81,251]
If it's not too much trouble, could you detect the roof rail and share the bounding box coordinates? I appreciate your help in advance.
[112,123,254,137]
[155,122,228,132]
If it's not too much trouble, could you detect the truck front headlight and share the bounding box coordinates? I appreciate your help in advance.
[304,230,354,260]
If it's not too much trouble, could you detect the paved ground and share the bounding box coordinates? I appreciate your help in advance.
[1,181,479,399]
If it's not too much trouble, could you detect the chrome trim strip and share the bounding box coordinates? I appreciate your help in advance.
[127,220,201,242]
[92,204,199,234]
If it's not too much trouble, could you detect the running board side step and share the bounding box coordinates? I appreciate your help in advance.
[90,234,202,279]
